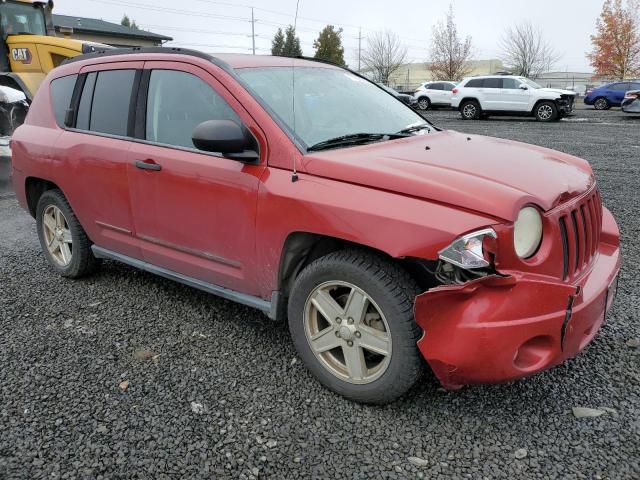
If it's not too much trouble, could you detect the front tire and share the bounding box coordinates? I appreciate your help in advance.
[459,100,481,120]
[534,101,558,122]
[287,250,423,404]
[36,189,100,278]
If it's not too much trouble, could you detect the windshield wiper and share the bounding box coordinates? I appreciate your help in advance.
[307,132,408,152]
[396,123,433,135]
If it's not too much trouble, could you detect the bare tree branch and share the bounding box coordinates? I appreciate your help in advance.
[429,5,474,81]
[361,30,408,84]
[499,21,560,78]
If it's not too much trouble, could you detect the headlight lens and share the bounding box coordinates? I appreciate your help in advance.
[438,228,496,269]
[514,207,543,258]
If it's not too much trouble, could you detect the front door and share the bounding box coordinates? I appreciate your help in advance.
[127,62,266,295]
[500,78,532,111]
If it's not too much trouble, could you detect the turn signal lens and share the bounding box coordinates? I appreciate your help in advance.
[438,228,497,269]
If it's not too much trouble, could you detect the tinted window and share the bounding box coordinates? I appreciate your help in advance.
[146,70,241,149]
[630,83,640,90]
[609,83,628,91]
[465,78,484,88]
[502,78,520,89]
[443,82,456,91]
[50,75,77,127]
[484,78,502,88]
[431,83,443,90]
[89,70,136,136]
[76,72,96,131]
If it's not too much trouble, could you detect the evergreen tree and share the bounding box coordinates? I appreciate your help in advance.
[121,14,139,30]
[313,25,345,65]
[271,28,285,56]
[282,25,303,57]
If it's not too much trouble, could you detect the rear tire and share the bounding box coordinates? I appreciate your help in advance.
[287,250,423,404]
[593,97,610,110]
[36,189,100,279]
[417,97,431,111]
[459,100,481,120]
[534,101,558,122]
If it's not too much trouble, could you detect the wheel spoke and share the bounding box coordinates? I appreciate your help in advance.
[60,242,72,264]
[55,208,65,228]
[61,229,72,244]
[357,324,391,356]
[49,237,60,251]
[342,345,367,381]
[309,327,341,353]
[344,288,368,324]
[310,289,343,324]
[43,213,56,234]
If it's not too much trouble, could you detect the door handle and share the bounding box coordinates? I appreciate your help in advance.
[135,160,161,171]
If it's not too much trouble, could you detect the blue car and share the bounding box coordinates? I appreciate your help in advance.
[584,80,640,109]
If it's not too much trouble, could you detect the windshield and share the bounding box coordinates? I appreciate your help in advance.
[520,78,542,89]
[238,66,426,148]
[1,1,47,36]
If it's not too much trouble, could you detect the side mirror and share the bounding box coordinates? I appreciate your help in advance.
[192,120,258,162]
[519,84,528,90]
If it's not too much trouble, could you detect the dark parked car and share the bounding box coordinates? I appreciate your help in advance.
[621,90,640,114]
[378,83,417,108]
[584,81,640,109]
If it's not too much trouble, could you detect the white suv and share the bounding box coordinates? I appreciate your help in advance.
[413,81,457,110]
[450,76,576,121]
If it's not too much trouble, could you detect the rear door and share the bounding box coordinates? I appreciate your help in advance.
[126,61,266,294]
[54,61,143,259]
[608,82,629,105]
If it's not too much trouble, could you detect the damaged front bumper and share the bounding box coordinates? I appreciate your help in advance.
[414,207,620,390]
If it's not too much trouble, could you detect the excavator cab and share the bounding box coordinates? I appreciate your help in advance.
[0,1,110,135]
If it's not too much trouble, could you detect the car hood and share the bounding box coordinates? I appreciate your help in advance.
[302,130,594,221]
[539,87,576,96]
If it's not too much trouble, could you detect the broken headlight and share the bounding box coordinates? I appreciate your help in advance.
[438,228,496,269]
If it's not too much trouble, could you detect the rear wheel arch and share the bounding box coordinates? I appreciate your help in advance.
[25,177,60,218]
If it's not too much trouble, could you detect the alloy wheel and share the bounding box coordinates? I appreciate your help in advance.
[537,104,554,120]
[462,103,477,118]
[303,281,392,384]
[594,98,608,110]
[42,205,73,266]
[418,98,429,110]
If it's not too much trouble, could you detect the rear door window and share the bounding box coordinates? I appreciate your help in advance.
[610,83,628,91]
[90,70,136,136]
[465,79,484,88]
[50,74,77,127]
[483,78,502,89]
[75,69,136,136]
[145,69,242,150]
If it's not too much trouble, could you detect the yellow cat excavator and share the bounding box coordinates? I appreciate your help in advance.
[0,0,110,135]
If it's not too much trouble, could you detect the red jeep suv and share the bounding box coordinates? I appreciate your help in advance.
[11,48,621,404]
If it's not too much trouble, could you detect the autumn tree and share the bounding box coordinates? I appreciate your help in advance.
[271,28,285,55]
[361,30,407,84]
[120,14,139,30]
[429,5,474,81]
[313,25,345,65]
[499,21,559,78]
[588,0,640,79]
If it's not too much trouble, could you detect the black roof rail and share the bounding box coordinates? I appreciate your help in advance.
[61,46,216,66]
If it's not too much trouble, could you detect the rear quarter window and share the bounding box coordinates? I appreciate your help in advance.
[50,74,77,127]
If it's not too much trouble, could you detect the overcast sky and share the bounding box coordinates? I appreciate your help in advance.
[54,0,607,72]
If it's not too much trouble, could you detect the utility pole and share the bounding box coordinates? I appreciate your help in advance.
[251,7,255,55]
[357,27,362,72]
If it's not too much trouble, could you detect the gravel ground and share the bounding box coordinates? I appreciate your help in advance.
[1,107,639,479]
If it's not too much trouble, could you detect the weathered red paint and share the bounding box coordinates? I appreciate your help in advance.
[11,52,621,389]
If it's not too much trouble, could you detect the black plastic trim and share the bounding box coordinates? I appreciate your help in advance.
[61,46,216,66]
[91,246,276,318]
